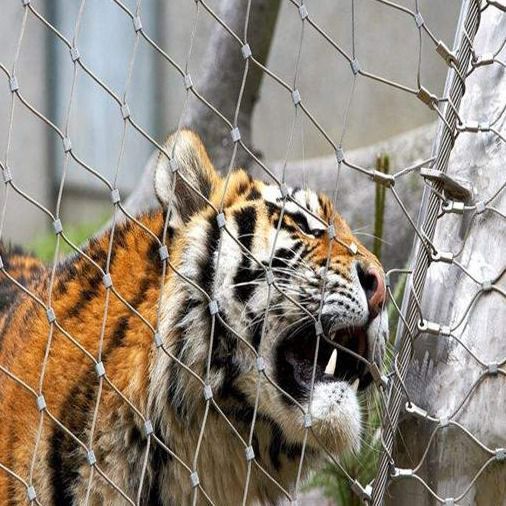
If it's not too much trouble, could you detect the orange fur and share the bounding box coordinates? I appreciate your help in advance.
[0,131,383,505]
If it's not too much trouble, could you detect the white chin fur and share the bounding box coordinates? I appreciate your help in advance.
[307,313,388,454]
[308,381,362,454]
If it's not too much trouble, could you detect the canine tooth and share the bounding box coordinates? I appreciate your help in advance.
[351,378,360,393]
[324,349,338,376]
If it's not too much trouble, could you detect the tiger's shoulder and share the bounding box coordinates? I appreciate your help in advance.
[0,243,47,337]
[0,243,46,310]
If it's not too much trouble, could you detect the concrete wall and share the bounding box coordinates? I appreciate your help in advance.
[0,2,52,244]
[0,0,461,246]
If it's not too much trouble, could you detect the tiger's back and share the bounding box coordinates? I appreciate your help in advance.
[0,212,169,503]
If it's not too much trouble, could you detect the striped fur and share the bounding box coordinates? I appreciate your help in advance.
[0,130,387,505]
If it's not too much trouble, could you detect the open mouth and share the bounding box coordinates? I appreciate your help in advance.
[274,322,372,403]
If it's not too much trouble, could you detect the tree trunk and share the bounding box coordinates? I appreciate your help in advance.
[387,5,506,505]
[122,0,281,217]
[181,0,281,172]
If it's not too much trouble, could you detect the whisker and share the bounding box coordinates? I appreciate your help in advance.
[352,231,392,246]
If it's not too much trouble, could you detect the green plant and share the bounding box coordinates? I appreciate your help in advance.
[373,153,390,262]
[305,413,380,505]
[29,217,107,262]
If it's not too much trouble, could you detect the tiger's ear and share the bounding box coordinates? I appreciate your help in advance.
[154,130,220,226]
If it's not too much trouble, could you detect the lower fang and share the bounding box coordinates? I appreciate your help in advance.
[351,378,360,392]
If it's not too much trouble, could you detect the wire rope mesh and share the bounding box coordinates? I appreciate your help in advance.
[0,0,504,505]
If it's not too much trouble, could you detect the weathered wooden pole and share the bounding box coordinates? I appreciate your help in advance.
[123,0,281,215]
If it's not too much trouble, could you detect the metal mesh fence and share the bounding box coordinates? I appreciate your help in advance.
[0,0,504,505]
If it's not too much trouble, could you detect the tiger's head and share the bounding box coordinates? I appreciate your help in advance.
[153,130,387,458]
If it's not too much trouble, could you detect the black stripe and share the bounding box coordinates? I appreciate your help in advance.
[265,202,278,219]
[317,195,326,212]
[218,386,260,463]
[235,180,251,196]
[140,424,172,506]
[233,206,258,302]
[268,426,283,471]
[212,313,240,390]
[53,261,78,297]
[265,202,317,233]
[234,207,256,249]
[107,275,152,351]
[198,216,221,297]
[249,312,263,351]
[268,424,303,472]
[65,237,115,319]
[166,298,200,421]
[270,248,296,270]
[110,315,129,349]
[266,207,298,233]
[66,269,103,318]
[246,188,261,201]
[0,282,21,313]
[56,218,138,306]
[144,446,169,506]
[221,386,304,473]
[49,368,98,505]
[220,385,256,426]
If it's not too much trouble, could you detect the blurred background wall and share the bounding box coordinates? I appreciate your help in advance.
[0,0,460,245]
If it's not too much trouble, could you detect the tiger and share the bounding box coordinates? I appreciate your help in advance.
[0,130,387,505]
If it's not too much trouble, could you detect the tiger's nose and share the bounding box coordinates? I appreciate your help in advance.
[357,264,386,319]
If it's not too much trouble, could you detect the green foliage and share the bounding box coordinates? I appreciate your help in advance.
[29,218,106,262]
[306,411,380,505]
[373,153,390,262]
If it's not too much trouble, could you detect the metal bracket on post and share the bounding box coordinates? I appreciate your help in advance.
[420,167,475,240]
[420,168,473,203]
